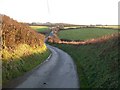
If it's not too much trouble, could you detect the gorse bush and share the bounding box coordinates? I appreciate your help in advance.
[2,44,47,60]
[1,15,50,86]
[2,48,50,85]
[2,15,45,49]
[2,41,50,86]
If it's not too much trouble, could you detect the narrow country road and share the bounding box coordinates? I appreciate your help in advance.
[5,45,79,88]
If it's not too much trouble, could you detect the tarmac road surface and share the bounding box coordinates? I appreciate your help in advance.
[4,45,79,88]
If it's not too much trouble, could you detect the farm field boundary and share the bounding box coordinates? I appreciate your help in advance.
[56,33,119,45]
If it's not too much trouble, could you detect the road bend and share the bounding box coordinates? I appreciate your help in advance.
[4,45,79,88]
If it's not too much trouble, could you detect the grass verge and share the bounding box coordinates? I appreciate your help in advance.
[50,34,119,88]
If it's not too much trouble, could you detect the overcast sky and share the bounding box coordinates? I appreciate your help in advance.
[0,0,119,25]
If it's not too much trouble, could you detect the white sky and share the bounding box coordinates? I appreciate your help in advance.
[0,0,119,25]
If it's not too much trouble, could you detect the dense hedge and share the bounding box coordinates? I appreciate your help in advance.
[2,15,45,50]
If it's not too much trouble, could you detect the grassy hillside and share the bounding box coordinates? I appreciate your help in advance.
[51,34,119,88]
[1,15,50,85]
[58,28,118,40]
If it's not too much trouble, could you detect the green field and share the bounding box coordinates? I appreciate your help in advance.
[30,26,50,33]
[58,28,118,40]
[95,25,119,29]
[51,34,119,88]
